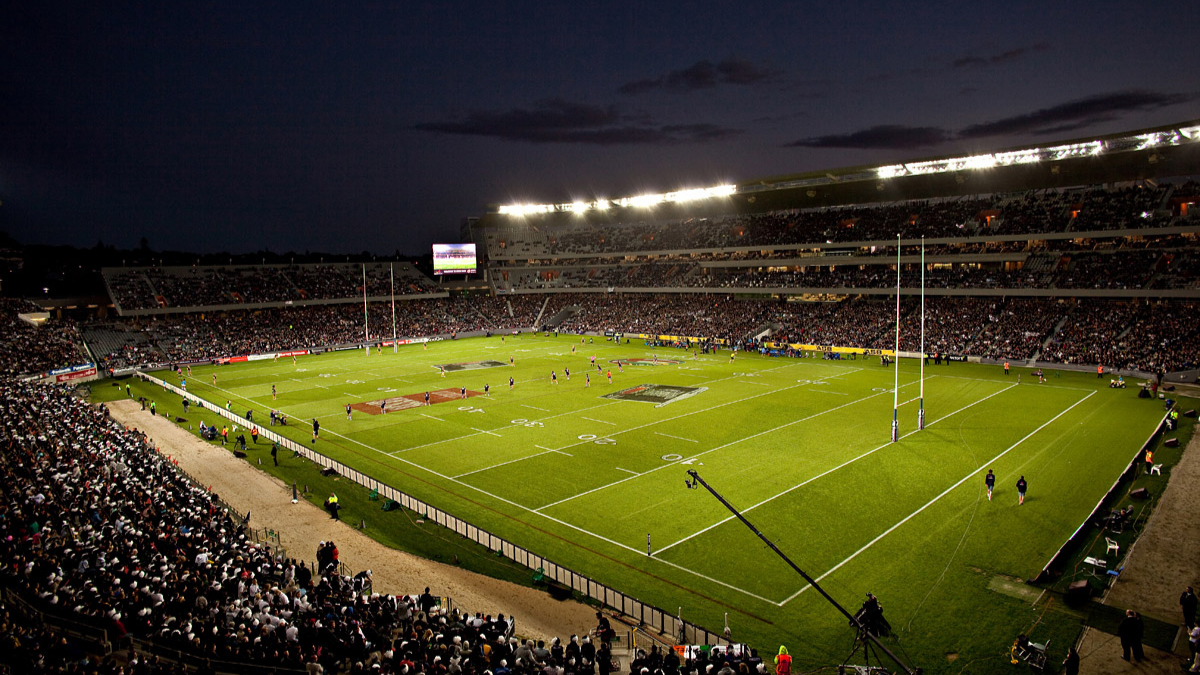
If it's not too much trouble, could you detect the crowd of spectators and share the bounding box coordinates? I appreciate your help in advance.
[104,264,439,312]
[483,184,1184,260]
[0,300,91,378]
[0,379,530,675]
[52,288,1200,374]
[495,247,1196,293]
[547,294,768,343]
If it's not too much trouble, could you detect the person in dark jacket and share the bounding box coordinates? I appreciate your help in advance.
[1117,609,1144,661]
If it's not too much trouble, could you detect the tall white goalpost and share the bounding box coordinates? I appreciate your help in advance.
[390,263,398,354]
[892,234,901,443]
[362,264,370,356]
[919,236,926,430]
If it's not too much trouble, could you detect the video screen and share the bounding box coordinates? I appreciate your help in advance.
[432,243,477,276]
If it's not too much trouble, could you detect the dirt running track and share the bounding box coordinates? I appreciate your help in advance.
[108,399,597,642]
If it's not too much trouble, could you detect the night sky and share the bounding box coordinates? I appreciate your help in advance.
[2,2,1198,256]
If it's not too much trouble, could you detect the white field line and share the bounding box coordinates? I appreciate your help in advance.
[471,427,502,437]
[652,382,1019,557]
[391,401,620,455]
[199,358,868,598]
[739,380,772,386]
[380,437,785,603]
[779,390,1097,606]
[808,390,848,396]
[582,417,616,425]
[420,414,443,422]
[655,432,698,443]
[534,376,921,513]
[184,372,830,604]
[924,372,1093,391]
[615,467,639,475]
[418,364,827,475]
[454,449,556,478]
[898,395,921,406]
[455,362,861,479]
[551,449,573,457]
[522,404,549,412]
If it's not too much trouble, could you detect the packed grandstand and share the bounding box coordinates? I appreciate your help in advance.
[2,176,1194,380]
[3,124,1200,674]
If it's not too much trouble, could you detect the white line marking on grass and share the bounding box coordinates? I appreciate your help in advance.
[779,389,1097,606]
[582,417,616,425]
[655,432,698,443]
[454,449,556,478]
[185,376,781,604]
[523,405,549,412]
[808,390,848,395]
[653,382,1019,557]
[898,396,921,406]
[534,379,924,512]
[472,427,501,437]
[390,401,620,455]
[551,449,573,457]
[615,467,639,475]
[420,414,443,422]
[924,372,1092,391]
[739,380,771,386]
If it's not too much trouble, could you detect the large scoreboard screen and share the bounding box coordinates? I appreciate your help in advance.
[432,243,477,275]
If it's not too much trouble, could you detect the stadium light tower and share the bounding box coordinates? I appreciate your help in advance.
[685,470,919,675]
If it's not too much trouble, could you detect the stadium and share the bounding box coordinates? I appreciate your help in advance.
[2,113,1200,675]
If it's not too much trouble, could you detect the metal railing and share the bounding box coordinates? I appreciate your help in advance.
[141,372,730,648]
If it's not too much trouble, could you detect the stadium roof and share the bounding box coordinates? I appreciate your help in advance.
[484,119,1200,224]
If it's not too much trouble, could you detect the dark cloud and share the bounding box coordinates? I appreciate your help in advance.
[784,89,1194,150]
[952,43,1050,69]
[415,99,740,145]
[618,58,776,95]
[784,125,952,150]
[958,89,1193,138]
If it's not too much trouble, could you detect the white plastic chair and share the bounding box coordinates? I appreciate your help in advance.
[1106,537,1120,556]
[1150,463,1162,475]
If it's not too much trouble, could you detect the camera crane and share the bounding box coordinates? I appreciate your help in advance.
[685,470,919,675]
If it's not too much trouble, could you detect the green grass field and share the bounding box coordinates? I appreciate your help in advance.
[112,334,1185,673]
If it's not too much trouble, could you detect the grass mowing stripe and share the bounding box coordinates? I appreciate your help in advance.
[781,390,1097,605]
[191,365,803,606]
[534,377,925,513]
[651,381,1019,557]
[316,418,785,606]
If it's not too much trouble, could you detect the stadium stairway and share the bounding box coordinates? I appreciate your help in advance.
[543,304,581,329]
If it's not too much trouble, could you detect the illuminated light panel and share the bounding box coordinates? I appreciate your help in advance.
[498,183,735,215]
